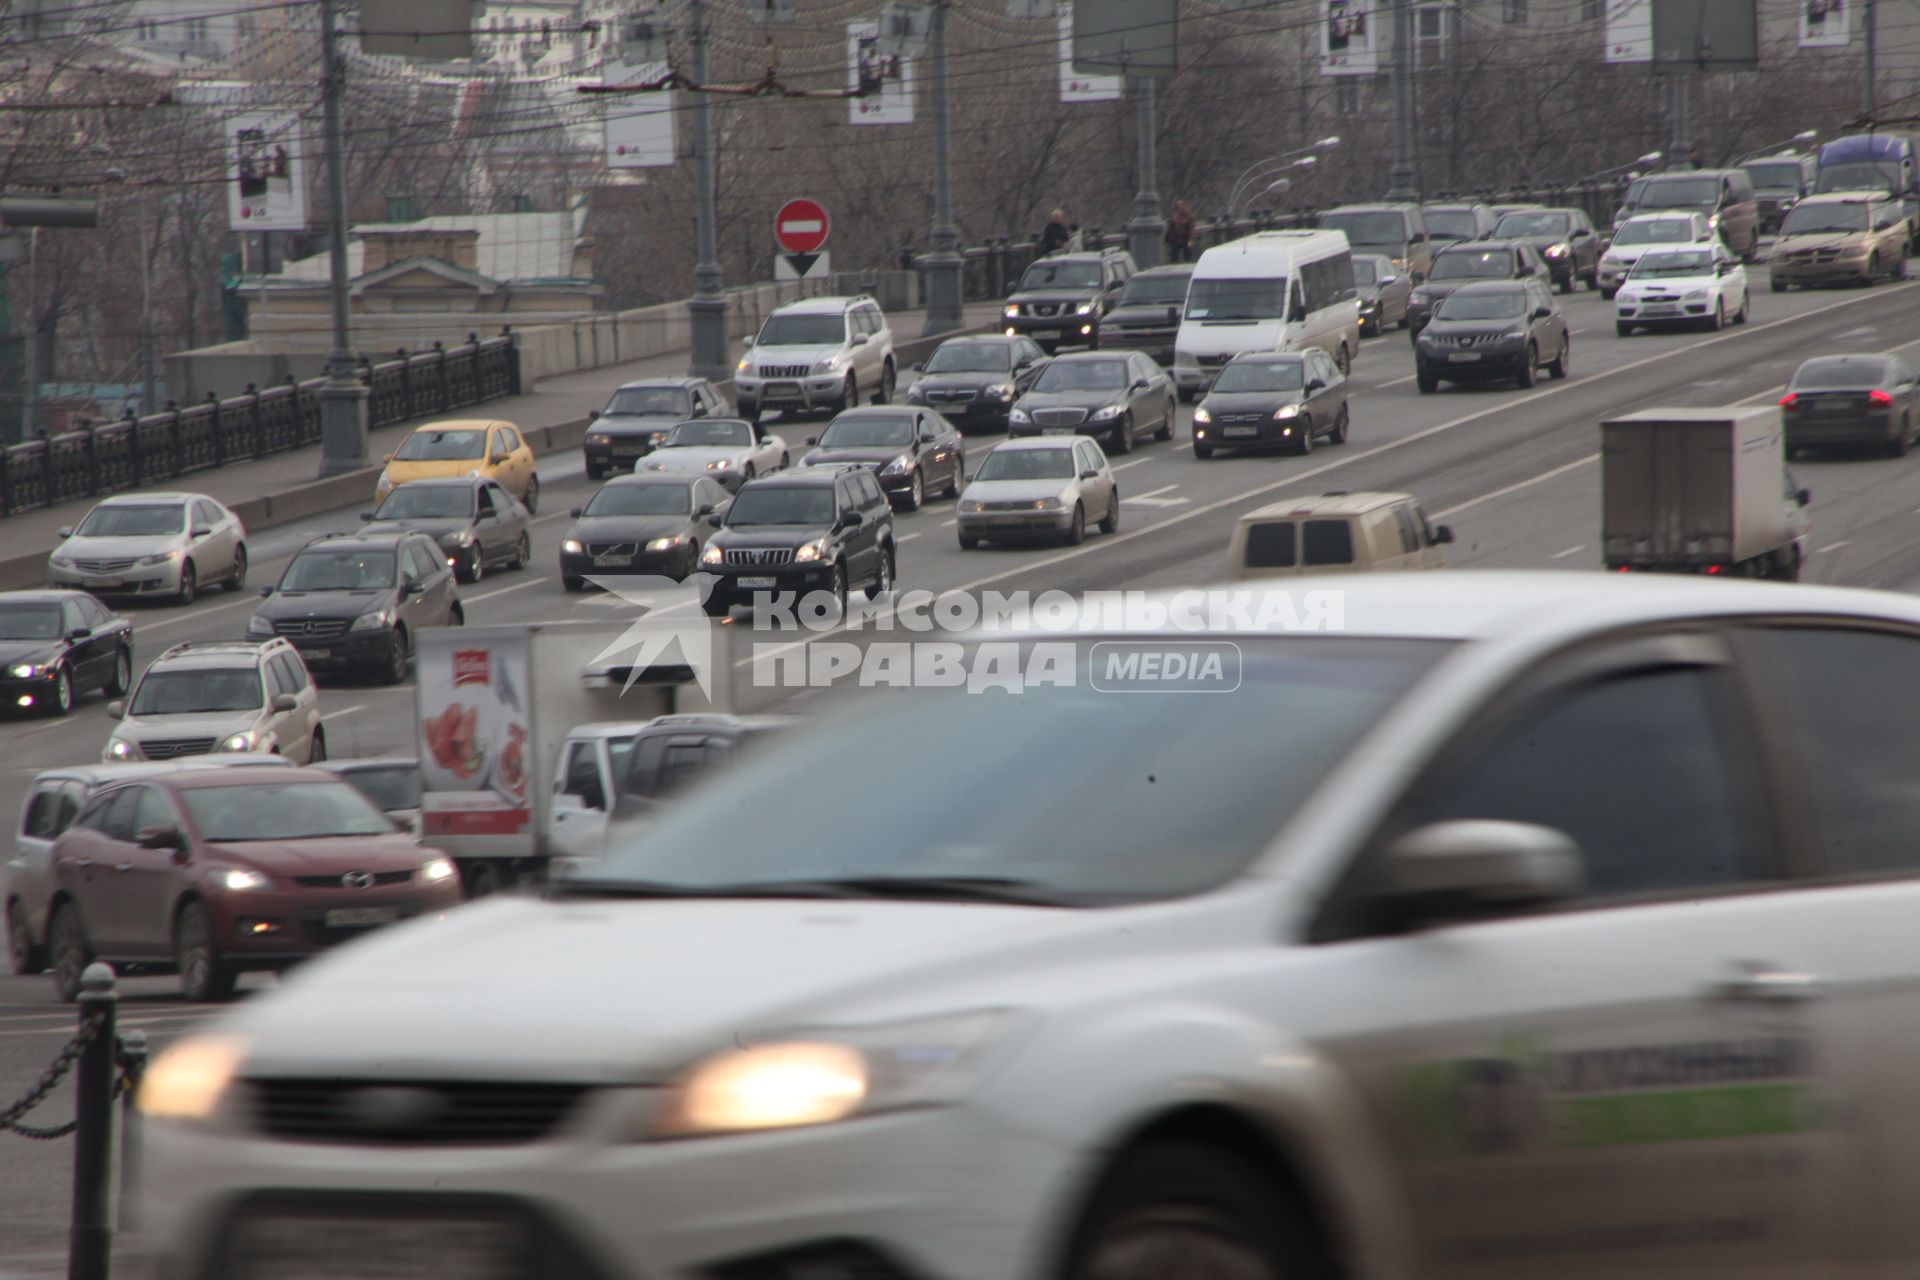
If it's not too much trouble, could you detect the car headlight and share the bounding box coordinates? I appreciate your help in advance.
[562,539,584,555]
[1003,304,1019,319]
[219,867,267,890]
[245,615,274,638]
[350,609,394,632]
[446,529,475,546]
[645,534,689,552]
[1545,243,1568,258]
[984,383,1015,400]
[1708,213,1720,228]
[1088,404,1123,420]
[588,433,611,446]
[811,359,837,375]
[648,431,669,447]
[466,469,484,478]
[959,499,984,513]
[1273,404,1301,420]
[49,555,73,570]
[137,1034,247,1121]
[700,542,725,566]
[1684,289,1709,302]
[706,460,732,472]
[736,357,751,374]
[137,549,183,567]
[793,538,830,563]
[421,856,456,883]
[217,732,256,753]
[1034,497,1063,510]
[107,739,133,761]
[649,1011,1026,1139]
[905,386,926,403]
[1075,302,1095,316]
[1009,408,1031,424]
[375,470,393,495]
[1409,288,1429,303]
[1192,406,1212,424]
[881,455,912,476]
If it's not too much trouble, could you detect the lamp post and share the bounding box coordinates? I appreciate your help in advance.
[1124,76,1164,268]
[920,0,962,335]
[1731,130,1819,165]
[1230,159,1318,220]
[315,0,368,478]
[1224,138,1339,218]
[1386,0,1416,199]
[686,0,728,381]
[1570,151,1663,186]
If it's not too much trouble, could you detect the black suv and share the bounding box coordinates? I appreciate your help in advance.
[1003,248,1136,353]
[696,467,895,617]
[246,532,462,683]
[602,713,796,838]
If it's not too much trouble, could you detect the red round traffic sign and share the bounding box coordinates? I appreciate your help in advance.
[774,198,830,255]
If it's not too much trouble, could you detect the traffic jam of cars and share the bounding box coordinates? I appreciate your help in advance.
[13,133,1920,1280]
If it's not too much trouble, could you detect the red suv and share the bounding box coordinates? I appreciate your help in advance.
[45,766,463,1001]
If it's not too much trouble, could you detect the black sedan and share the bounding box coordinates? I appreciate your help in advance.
[358,476,532,585]
[560,473,733,590]
[1353,253,1411,337]
[1781,353,1920,458]
[904,335,1048,432]
[1191,350,1350,458]
[1007,351,1177,456]
[584,378,730,479]
[800,407,966,511]
[1404,241,1548,336]
[1415,280,1571,393]
[1488,207,1601,292]
[1097,265,1193,364]
[0,590,132,717]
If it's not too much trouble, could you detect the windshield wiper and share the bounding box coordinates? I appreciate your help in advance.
[553,875,1078,906]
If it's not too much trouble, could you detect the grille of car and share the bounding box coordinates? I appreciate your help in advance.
[1031,408,1089,427]
[982,500,1043,511]
[292,870,415,889]
[242,1077,593,1146]
[1780,248,1846,264]
[1430,332,1509,348]
[922,388,976,403]
[1026,303,1060,317]
[587,543,638,558]
[140,737,217,760]
[74,558,138,574]
[725,548,793,566]
[1197,353,1234,367]
[1213,412,1269,425]
[276,619,353,640]
[757,364,812,378]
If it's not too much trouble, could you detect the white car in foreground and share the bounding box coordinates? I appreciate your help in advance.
[1615,243,1751,334]
[1595,211,1713,298]
[138,573,1920,1279]
[638,419,789,492]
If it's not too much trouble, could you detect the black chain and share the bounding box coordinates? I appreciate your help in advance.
[0,1011,106,1141]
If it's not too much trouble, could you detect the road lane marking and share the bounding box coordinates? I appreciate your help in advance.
[1432,456,1599,519]
[1550,545,1587,559]
[140,596,254,632]
[466,577,549,603]
[896,532,922,543]
[321,704,367,721]
[1820,540,1851,553]
[940,518,958,527]
[1133,484,1181,500]
[1112,456,1159,471]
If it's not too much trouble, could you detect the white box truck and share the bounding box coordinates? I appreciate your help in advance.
[1601,406,1811,580]
[414,618,731,894]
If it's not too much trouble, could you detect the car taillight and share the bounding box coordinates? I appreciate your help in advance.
[1779,393,1798,408]
[1870,389,1894,405]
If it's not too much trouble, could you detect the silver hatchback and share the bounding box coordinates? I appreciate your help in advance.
[956,436,1118,549]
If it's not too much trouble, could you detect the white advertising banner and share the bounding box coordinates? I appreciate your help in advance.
[1059,8,1122,101]
[1321,0,1377,76]
[1800,0,1850,48]
[419,636,534,841]
[1605,0,1653,62]
[849,21,914,125]
[226,112,307,232]
[604,58,676,168]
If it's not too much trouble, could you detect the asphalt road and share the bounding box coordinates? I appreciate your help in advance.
[7,269,1920,1271]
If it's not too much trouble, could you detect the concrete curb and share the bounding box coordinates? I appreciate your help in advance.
[0,325,986,594]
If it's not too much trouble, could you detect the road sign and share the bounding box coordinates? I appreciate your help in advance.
[774,198,830,255]
[775,251,830,281]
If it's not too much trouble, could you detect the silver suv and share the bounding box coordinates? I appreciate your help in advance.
[104,639,325,765]
[735,295,896,423]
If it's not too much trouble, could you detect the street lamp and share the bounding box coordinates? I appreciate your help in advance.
[1224,138,1339,219]
[1231,178,1292,220]
[1732,130,1819,165]
[1231,159,1317,220]
[1570,151,1662,186]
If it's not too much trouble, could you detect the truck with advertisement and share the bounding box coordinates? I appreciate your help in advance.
[1601,406,1811,580]
[413,618,731,895]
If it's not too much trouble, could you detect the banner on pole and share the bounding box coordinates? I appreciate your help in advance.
[1604,0,1652,62]
[604,59,676,168]
[226,113,308,232]
[849,22,914,124]
[1799,0,1849,47]
[1060,7,1122,101]
[1321,0,1377,76]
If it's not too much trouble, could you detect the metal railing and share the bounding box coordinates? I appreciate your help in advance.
[2,333,520,519]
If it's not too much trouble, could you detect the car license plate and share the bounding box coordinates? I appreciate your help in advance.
[1222,426,1259,438]
[325,906,398,928]
[737,575,777,589]
[1448,352,1482,363]
[593,554,630,566]
[87,580,123,590]
[1642,306,1677,316]
[303,649,331,662]
[226,1212,525,1279]
[1043,426,1074,435]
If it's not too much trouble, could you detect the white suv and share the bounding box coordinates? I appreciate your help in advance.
[735,295,896,423]
[103,639,325,765]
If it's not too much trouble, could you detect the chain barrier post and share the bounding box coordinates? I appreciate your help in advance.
[69,963,117,1280]
[117,1030,147,1233]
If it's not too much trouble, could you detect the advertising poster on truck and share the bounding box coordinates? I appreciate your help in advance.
[419,634,533,839]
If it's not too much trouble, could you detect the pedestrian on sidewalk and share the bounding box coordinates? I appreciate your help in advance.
[1040,209,1071,255]
[1165,200,1197,262]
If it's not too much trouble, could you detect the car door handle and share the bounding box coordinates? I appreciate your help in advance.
[73,857,93,869]
[1710,964,1824,1004]
[114,862,132,873]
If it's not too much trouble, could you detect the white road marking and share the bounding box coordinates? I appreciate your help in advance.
[1112,456,1159,471]
[896,532,922,543]
[1130,495,1192,508]
[321,703,367,721]
[1550,545,1587,559]
[466,577,549,603]
[1820,540,1851,553]
[1132,484,1181,500]
[940,518,958,527]
[140,596,254,631]
[1433,456,1598,519]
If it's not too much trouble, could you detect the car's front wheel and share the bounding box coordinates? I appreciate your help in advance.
[866,545,894,600]
[458,545,484,585]
[900,471,924,512]
[48,903,90,1003]
[175,901,237,1003]
[522,475,540,515]
[45,665,73,718]
[382,630,409,685]
[8,899,45,975]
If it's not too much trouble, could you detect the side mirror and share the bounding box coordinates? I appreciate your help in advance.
[841,509,865,529]
[569,507,583,519]
[391,815,412,833]
[1166,305,1180,324]
[706,513,724,528]
[1079,469,1100,480]
[1381,275,1398,286]
[1797,488,1812,507]
[66,627,91,643]
[742,336,755,350]
[1289,304,1309,323]
[910,361,925,372]
[383,453,395,464]
[1380,819,1584,924]
[270,693,299,713]
[849,334,869,347]
[1434,524,1455,544]
[491,451,510,465]
[696,503,716,517]
[1305,378,1326,393]
[359,511,374,522]
[398,579,419,599]
[106,701,124,719]
[1533,305,1553,319]
[805,436,819,446]
[1572,227,1592,238]
[1131,380,1149,392]
[918,431,937,444]
[56,526,73,539]
[588,409,601,421]
[135,826,183,851]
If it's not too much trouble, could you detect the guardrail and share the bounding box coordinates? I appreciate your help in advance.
[2,334,519,519]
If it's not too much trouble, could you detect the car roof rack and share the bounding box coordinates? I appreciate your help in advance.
[157,640,273,659]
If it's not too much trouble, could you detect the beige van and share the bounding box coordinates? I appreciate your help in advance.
[1227,491,1452,580]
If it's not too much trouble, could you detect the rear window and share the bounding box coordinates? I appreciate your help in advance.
[1243,522,1297,568]
[1793,359,1890,390]
[1303,520,1355,565]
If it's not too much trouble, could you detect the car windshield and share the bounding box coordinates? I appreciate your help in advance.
[395,429,486,462]
[756,315,845,346]
[724,487,836,526]
[582,639,1443,904]
[1630,251,1714,277]
[974,447,1075,481]
[1435,291,1527,320]
[1816,162,1902,195]
[1429,250,1513,280]
[1793,359,1890,389]
[1186,278,1287,321]
[279,549,397,591]
[1210,361,1305,393]
[1032,360,1128,393]
[331,766,421,814]
[663,421,752,448]
[76,503,183,538]
[1781,203,1871,234]
[605,387,692,417]
[584,483,693,517]
[1614,219,1697,245]
[183,781,396,842]
[924,344,1011,374]
[1118,274,1190,304]
[1423,210,1482,240]
[1351,259,1381,285]
[820,415,915,448]
[129,669,263,716]
[374,487,470,520]
[1019,261,1103,290]
[1321,211,1407,245]
[1745,162,1805,190]
[1492,211,1572,237]
[1638,178,1720,208]
[0,604,64,640]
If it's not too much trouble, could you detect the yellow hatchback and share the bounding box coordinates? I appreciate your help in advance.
[377,419,540,512]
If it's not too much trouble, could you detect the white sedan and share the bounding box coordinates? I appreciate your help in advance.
[1596,211,1714,298]
[1615,244,1751,334]
[638,419,789,492]
[47,491,249,604]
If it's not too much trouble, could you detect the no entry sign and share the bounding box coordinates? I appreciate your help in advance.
[774,198,830,255]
